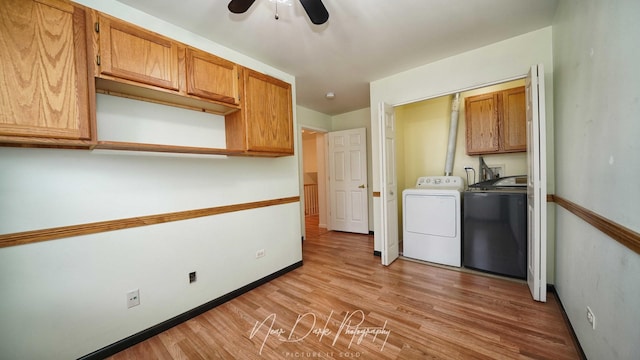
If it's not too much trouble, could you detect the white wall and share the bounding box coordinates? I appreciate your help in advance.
[297,106,332,132]
[0,2,300,359]
[552,1,640,358]
[331,108,371,132]
[370,27,554,253]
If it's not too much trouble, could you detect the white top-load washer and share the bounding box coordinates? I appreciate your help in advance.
[402,176,464,267]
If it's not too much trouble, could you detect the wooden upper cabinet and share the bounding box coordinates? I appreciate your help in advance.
[226,68,294,156]
[501,86,527,152]
[0,0,93,143]
[465,86,526,155]
[465,93,500,154]
[92,14,240,115]
[245,69,293,154]
[96,14,179,91]
[185,48,239,105]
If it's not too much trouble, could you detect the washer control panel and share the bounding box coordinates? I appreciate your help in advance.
[415,176,464,190]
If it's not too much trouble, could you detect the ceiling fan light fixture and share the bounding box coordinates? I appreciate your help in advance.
[228,0,329,25]
[269,0,293,6]
[270,0,292,20]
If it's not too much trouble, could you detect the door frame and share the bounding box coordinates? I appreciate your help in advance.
[379,102,399,265]
[375,72,548,278]
[526,64,547,302]
[299,125,329,240]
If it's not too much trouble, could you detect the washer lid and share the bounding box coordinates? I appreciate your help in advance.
[469,175,527,190]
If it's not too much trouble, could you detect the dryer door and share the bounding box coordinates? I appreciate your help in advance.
[404,194,458,238]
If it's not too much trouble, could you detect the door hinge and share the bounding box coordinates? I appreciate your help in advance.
[96,55,101,66]
[94,22,100,33]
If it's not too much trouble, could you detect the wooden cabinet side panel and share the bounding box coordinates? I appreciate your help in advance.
[185,48,239,105]
[0,0,91,140]
[224,110,247,151]
[98,15,179,91]
[245,71,293,154]
[465,93,499,155]
[502,86,527,152]
[225,67,246,151]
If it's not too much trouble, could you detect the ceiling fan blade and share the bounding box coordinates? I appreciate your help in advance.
[299,0,329,25]
[228,0,256,14]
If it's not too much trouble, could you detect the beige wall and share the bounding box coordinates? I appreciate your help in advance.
[395,79,526,242]
[302,135,318,176]
[396,79,526,189]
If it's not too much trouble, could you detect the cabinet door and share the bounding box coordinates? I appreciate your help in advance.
[97,15,179,91]
[185,48,239,105]
[465,93,499,154]
[501,86,527,152]
[244,69,293,154]
[0,0,91,140]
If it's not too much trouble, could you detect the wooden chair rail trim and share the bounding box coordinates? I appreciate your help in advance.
[0,196,300,249]
[553,194,640,255]
[369,192,638,253]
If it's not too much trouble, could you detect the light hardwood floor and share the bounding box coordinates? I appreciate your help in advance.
[108,216,581,359]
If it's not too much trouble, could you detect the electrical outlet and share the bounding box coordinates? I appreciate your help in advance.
[586,306,596,329]
[256,249,266,258]
[488,164,505,178]
[189,271,197,283]
[127,289,140,308]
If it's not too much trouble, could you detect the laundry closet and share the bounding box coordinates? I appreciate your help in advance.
[395,78,528,276]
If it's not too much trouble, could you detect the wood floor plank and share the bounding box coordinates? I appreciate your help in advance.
[106,216,580,359]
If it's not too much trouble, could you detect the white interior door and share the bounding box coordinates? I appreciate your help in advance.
[380,102,399,266]
[328,128,369,234]
[526,64,547,302]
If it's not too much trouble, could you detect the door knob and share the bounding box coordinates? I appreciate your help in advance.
[358,184,366,189]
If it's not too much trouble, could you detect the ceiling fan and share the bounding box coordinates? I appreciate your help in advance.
[228,0,329,25]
